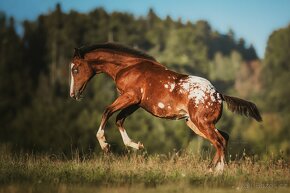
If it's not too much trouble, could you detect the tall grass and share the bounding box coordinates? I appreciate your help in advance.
[0,147,289,189]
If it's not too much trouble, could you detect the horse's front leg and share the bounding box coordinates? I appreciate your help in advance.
[96,91,140,152]
[116,105,144,150]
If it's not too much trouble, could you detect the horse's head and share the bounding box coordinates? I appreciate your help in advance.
[69,48,95,100]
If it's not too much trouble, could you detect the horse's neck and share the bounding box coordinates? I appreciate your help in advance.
[86,51,146,67]
[96,62,122,80]
[87,51,157,80]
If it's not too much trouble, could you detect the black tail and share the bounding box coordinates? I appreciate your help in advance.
[221,94,262,122]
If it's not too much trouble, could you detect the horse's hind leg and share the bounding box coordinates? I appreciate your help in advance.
[186,117,227,172]
[216,129,229,148]
[186,119,206,139]
[116,105,144,149]
[200,123,226,172]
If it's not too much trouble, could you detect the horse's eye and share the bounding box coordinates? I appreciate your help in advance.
[73,69,78,74]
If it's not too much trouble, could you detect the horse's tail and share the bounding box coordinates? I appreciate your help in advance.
[221,94,262,122]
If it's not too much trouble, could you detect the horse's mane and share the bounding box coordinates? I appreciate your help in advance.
[74,42,156,62]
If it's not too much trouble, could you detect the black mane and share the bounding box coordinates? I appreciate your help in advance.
[75,42,156,61]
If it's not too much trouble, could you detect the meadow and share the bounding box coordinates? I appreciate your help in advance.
[0,148,289,193]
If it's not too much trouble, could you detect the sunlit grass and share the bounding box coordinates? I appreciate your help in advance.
[0,147,289,190]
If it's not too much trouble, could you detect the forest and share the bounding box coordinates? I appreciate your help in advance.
[0,4,289,158]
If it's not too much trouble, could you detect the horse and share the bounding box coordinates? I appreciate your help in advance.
[69,42,262,172]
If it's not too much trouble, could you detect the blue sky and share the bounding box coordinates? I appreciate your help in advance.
[1,0,290,58]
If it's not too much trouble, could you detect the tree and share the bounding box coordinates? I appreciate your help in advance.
[263,24,290,113]
[259,24,290,155]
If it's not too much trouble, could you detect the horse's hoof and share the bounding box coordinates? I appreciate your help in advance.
[208,167,214,173]
[102,143,111,153]
[214,161,225,173]
[138,142,144,149]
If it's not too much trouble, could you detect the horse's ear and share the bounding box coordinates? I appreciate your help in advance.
[73,48,78,57]
[73,48,82,58]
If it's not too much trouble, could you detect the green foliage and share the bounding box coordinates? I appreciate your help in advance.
[260,24,290,155]
[263,25,290,113]
[0,5,288,157]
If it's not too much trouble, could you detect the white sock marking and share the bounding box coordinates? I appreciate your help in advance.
[120,129,131,146]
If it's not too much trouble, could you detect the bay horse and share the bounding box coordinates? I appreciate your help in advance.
[69,42,262,171]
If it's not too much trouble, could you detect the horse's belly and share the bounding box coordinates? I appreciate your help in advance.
[140,102,189,120]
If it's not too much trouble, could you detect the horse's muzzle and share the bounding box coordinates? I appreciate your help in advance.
[70,92,75,98]
[70,81,87,100]
[70,90,82,101]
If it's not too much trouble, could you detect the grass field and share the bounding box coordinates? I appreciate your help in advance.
[0,149,289,193]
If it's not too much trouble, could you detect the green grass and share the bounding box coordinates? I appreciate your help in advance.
[0,149,289,190]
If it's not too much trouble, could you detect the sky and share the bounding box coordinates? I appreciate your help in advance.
[0,0,290,58]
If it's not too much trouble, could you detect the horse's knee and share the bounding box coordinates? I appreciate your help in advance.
[115,119,122,128]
